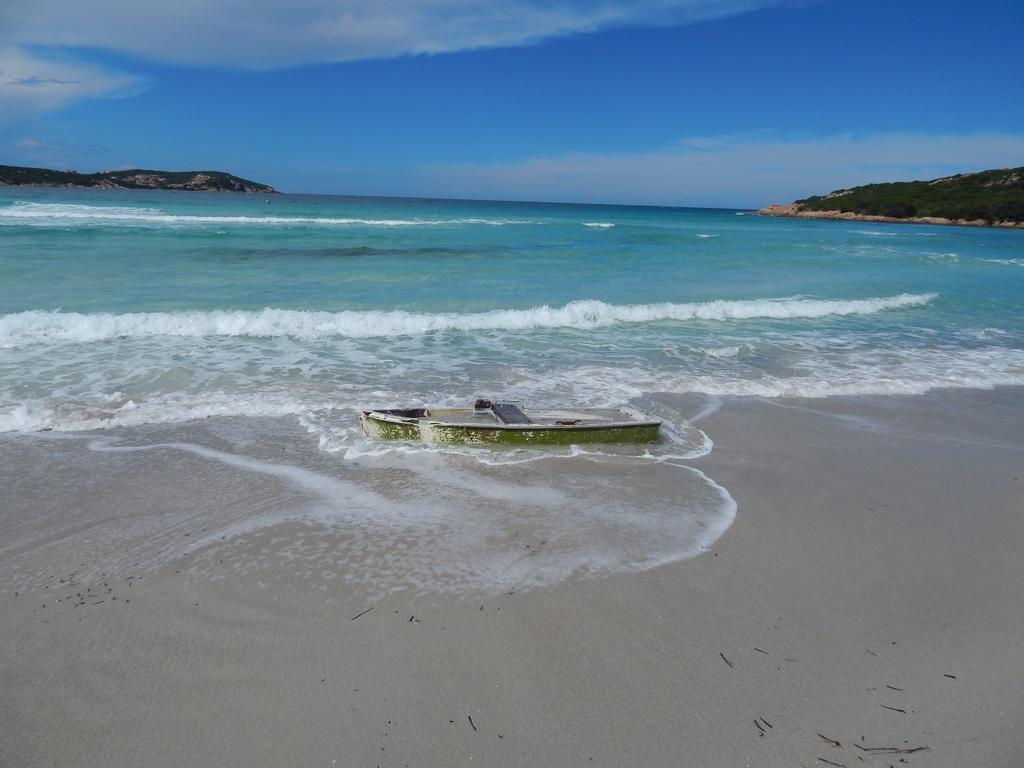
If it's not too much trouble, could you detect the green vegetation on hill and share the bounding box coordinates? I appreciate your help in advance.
[0,164,275,193]
[796,167,1024,223]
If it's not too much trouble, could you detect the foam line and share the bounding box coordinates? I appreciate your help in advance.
[0,202,531,228]
[0,294,937,348]
[688,395,724,424]
[79,435,739,596]
[88,438,384,512]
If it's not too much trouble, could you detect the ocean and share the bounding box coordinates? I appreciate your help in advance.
[2,187,1022,593]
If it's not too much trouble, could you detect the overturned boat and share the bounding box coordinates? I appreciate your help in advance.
[360,399,661,446]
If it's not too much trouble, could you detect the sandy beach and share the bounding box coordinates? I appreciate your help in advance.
[2,387,1021,767]
[5,0,1023,764]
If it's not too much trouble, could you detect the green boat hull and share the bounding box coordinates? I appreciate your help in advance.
[360,411,660,445]
[360,415,423,441]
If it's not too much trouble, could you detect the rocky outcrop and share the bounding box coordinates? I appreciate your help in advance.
[756,203,1023,229]
[0,165,276,193]
[757,166,1024,229]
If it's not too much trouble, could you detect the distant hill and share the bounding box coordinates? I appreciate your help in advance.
[0,164,276,193]
[759,167,1024,228]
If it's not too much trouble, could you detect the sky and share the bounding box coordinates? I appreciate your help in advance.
[1,0,1023,207]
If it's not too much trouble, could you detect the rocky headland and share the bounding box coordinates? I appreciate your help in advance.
[759,167,1024,229]
[0,164,276,193]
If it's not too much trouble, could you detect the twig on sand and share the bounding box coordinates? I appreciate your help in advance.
[817,733,842,748]
[468,715,477,732]
[759,717,773,729]
[880,704,907,714]
[754,647,769,654]
[754,720,765,736]
[943,673,957,679]
[854,744,929,755]
[350,606,375,621]
[817,758,846,767]
[885,684,903,691]
[720,652,734,668]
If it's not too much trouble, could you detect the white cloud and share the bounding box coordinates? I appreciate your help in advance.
[0,47,144,121]
[412,132,1024,207]
[0,2,791,121]
[1,1,791,69]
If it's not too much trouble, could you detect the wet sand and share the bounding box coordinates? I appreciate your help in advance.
[1,388,1022,767]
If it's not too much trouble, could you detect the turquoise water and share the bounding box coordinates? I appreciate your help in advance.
[1,187,1023,435]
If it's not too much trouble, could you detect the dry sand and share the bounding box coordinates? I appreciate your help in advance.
[2,388,1022,767]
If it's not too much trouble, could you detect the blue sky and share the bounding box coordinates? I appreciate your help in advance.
[2,0,1023,207]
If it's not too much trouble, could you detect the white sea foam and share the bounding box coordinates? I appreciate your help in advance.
[979,258,1024,266]
[698,344,745,359]
[927,252,962,263]
[529,348,1024,401]
[0,392,342,433]
[0,202,533,228]
[5,339,1022,437]
[583,222,615,228]
[69,436,736,596]
[696,233,718,238]
[0,293,938,348]
[974,327,1008,338]
[687,395,724,424]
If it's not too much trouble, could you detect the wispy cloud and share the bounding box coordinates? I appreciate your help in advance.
[2,1,793,69]
[7,75,82,87]
[414,132,1024,207]
[0,47,145,121]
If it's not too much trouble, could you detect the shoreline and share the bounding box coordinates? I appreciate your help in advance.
[2,387,1022,766]
[757,202,1024,229]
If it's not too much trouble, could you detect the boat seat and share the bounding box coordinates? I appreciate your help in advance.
[490,402,532,424]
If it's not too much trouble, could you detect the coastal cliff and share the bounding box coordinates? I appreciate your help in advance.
[0,164,276,193]
[759,167,1024,229]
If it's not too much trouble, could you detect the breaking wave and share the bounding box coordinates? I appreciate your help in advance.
[0,202,533,228]
[980,258,1024,266]
[0,294,937,348]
